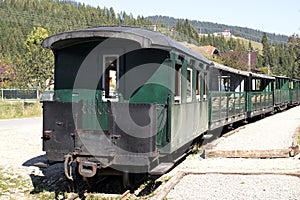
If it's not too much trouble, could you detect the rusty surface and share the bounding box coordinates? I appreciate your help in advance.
[43,130,52,140]
[78,161,98,178]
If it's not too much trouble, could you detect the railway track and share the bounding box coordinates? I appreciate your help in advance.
[78,117,300,199]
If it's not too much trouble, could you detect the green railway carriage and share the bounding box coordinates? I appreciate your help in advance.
[41,26,211,182]
[274,75,290,110]
[208,62,249,130]
[289,78,300,106]
[40,26,299,187]
[246,73,275,118]
[207,63,275,129]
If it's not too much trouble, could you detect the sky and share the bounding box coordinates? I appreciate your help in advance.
[77,0,300,36]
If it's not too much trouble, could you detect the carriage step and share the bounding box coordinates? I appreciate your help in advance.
[34,162,49,168]
[149,162,174,175]
[202,134,213,140]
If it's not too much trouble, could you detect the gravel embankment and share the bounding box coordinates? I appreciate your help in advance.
[210,106,300,151]
[0,106,300,199]
[167,174,300,200]
[165,106,300,200]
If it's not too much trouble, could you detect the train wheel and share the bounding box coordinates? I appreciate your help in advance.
[122,172,147,189]
[122,172,131,188]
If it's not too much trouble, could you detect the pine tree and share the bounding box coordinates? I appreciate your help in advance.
[261,33,271,67]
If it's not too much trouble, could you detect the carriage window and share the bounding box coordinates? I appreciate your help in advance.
[187,68,192,102]
[175,64,182,103]
[256,79,261,90]
[275,80,280,90]
[203,72,207,99]
[103,55,118,100]
[221,76,230,91]
[240,80,245,92]
[290,81,294,89]
[196,71,200,101]
[252,79,261,91]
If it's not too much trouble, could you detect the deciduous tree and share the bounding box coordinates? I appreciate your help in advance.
[14,27,54,92]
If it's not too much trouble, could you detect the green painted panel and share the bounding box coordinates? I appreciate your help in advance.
[54,89,108,130]
[164,101,208,153]
[129,84,170,104]
[209,91,246,123]
[291,89,299,103]
[247,91,273,112]
[54,89,102,102]
[155,105,168,148]
[275,89,289,104]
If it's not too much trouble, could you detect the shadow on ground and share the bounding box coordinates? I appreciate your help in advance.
[22,155,141,198]
[23,154,88,198]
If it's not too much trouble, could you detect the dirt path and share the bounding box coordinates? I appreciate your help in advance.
[0,118,87,199]
[0,118,43,173]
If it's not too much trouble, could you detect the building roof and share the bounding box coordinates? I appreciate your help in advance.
[201,46,219,56]
[179,42,219,57]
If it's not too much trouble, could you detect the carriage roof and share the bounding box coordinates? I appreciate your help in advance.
[212,62,250,77]
[42,26,211,64]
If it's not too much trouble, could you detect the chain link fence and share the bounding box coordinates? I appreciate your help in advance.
[0,89,39,101]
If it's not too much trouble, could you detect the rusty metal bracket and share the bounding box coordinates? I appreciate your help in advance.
[78,161,97,178]
[64,154,74,181]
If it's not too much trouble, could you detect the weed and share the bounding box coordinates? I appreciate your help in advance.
[0,100,42,119]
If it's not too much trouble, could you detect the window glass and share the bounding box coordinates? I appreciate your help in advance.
[252,79,256,90]
[103,55,118,100]
[196,71,200,96]
[256,79,261,90]
[175,64,182,97]
[187,68,192,102]
[203,73,207,99]
[221,76,230,91]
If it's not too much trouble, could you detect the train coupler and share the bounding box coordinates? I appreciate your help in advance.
[78,161,97,178]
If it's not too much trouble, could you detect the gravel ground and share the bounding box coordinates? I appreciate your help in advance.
[0,106,300,199]
[167,174,300,200]
[0,117,86,199]
[211,106,300,150]
[174,156,300,173]
[0,117,43,175]
[166,106,300,200]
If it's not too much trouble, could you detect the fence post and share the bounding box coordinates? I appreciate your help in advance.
[22,100,25,116]
[37,89,39,100]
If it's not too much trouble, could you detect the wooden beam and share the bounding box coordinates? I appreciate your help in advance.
[150,171,186,200]
[205,149,290,158]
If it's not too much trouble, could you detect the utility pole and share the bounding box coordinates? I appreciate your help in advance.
[248,49,251,72]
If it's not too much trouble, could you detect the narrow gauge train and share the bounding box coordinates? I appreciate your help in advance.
[41,26,300,186]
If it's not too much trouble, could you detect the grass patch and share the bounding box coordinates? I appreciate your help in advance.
[0,167,31,198]
[0,167,57,200]
[0,100,42,119]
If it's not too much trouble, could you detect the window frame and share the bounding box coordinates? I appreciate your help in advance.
[102,54,119,101]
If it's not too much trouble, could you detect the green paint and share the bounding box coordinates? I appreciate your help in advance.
[209,91,246,123]
[54,89,108,130]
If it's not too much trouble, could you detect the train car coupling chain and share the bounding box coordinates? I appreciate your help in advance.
[64,154,74,181]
